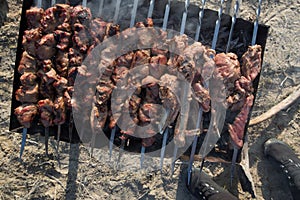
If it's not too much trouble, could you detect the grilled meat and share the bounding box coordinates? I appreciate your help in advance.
[15,84,39,103]
[14,104,38,128]
[26,7,44,29]
[22,28,42,56]
[53,96,66,125]
[38,99,54,127]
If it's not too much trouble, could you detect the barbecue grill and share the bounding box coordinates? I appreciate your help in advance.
[9,0,269,196]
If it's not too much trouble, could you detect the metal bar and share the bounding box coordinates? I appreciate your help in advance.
[51,0,56,6]
[147,0,155,18]
[251,0,262,45]
[226,0,240,52]
[45,127,49,156]
[180,0,190,34]
[230,147,238,186]
[171,0,191,175]
[19,128,27,159]
[113,0,122,22]
[82,0,87,7]
[109,127,116,160]
[130,0,139,28]
[162,0,171,31]
[195,0,206,41]
[140,146,146,168]
[37,0,42,8]
[211,0,225,50]
[187,108,203,185]
[98,0,104,16]
[160,128,169,171]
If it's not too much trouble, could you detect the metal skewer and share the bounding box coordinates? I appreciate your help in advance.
[19,128,27,159]
[147,0,155,18]
[162,0,171,31]
[113,0,122,22]
[130,0,139,28]
[82,0,87,7]
[171,0,190,175]
[109,127,116,160]
[187,0,207,185]
[195,0,206,41]
[198,0,225,175]
[140,145,146,168]
[98,0,104,16]
[45,127,49,156]
[226,0,240,52]
[252,0,262,45]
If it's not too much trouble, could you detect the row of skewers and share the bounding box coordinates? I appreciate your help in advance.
[13,0,264,188]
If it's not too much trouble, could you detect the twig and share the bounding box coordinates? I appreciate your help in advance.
[249,84,300,126]
[23,179,41,199]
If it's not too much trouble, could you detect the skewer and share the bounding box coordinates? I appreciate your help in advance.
[230,147,238,186]
[19,128,28,158]
[194,0,206,41]
[187,0,207,185]
[37,0,42,8]
[171,0,190,175]
[251,0,262,45]
[82,0,87,7]
[45,127,49,156]
[98,0,104,16]
[226,0,240,52]
[147,0,155,18]
[140,145,146,168]
[113,0,122,22]
[198,0,224,175]
[56,124,61,153]
[162,0,171,31]
[109,127,116,160]
[159,128,169,171]
[51,0,56,6]
[116,138,125,170]
[130,0,139,28]
[187,108,202,185]
[211,0,225,50]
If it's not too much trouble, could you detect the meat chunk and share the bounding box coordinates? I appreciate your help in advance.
[69,47,83,66]
[228,94,254,148]
[37,60,58,84]
[22,28,42,56]
[36,33,57,60]
[72,23,92,53]
[70,5,92,27]
[18,51,37,74]
[149,54,167,78]
[90,18,107,43]
[14,104,38,128]
[54,30,71,50]
[26,7,44,29]
[131,50,151,68]
[53,96,66,125]
[214,52,241,93]
[15,84,39,103]
[20,72,37,86]
[241,45,262,81]
[38,99,54,127]
[53,76,68,95]
[55,50,69,77]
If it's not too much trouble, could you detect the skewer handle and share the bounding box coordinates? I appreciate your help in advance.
[20,128,28,159]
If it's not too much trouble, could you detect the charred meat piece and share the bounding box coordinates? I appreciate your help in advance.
[214,52,241,93]
[73,23,92,53]
[26,7,44,29]
[36,33,57,60]
[20,72,37,86]
[54,30,71,50]
[149,54,167,79]
[38,99,54,127]
[142,136,156,147]
[15,84,39,103]
[53,96,66,125]
[63,88,72,108]
[14,104,38,128]
[95,79,115,105]
[131,50,151,68]
[18,51,37,74]
[39,80,55,99]
[90,18,107,43]
[37,60,58,84]
[70,5,92,27]
[241,45,262,81]
[22,28,42,56]
[115,52,134,68]
[192,74,210,112]
[228,94,254,148]
[112,66,129,84]
[53,76,68,95]
[69,47,83,66]
[90,103,108,134]
[141,76,160,104]
[105,23,120,38]
[41,5,71,33]
[55,50,69,77]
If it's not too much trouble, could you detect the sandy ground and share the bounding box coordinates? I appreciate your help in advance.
[0,0,299,199]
